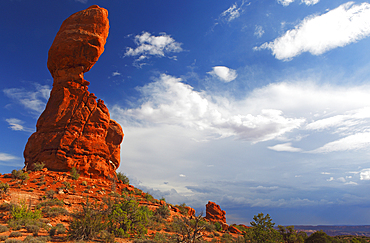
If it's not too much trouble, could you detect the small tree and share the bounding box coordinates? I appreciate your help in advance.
[70,167,80,180]
[117,172,129,184]
[173,213,206,243]
[244,212,282,243]
[278,225,306,243]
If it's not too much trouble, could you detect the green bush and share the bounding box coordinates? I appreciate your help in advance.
[305,230,333,243]
[62,181,71,190]
[0,182,10,198]
[33,162,45,171]
[11,169,29,183]
[117,172,129,184]
[0,224,9,233]
[0,235,8,241]
[45,189,55,199]
[4,239,22,243]
[70,167,80,180]
[11,203,41,221]
[154,204,170,219]
[23,236,50,243]
[25,224,40,236]
[49,223,66,237]
[107,199,150,237]
[214,221,222,231]
[9,231,22,238]
[68,201,107,241]
[41,206,69,217]
[37,199,64,208]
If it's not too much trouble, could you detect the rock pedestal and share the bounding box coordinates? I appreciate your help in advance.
[24,5,123,179]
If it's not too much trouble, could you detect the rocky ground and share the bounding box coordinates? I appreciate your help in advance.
[0,169,244,243]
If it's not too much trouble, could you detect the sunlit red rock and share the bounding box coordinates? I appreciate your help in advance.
[24,5,123,179]
[205,201,226,223]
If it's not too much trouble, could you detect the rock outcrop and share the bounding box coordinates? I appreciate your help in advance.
[205,201,226,223]
[24,5,123,179]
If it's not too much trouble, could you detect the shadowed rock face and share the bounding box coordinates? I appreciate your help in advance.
[24,5,124,179]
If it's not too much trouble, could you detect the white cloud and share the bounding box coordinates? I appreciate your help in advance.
[179,174,186,178]
[311,132,370,153]
[5,118,33,132]
[221,3,242,22]
[112,74,304,143]
[3,84,50,114]
[254,25,265,38]
[208,66,238,83]
[255,2,370,60]
[268,142,302,152]
[112,71,121,76]
[360,168,370,180]
[277,0,295,6]
[277,0,320,6]
[0,153,19,161]
[124,32,183,64]
[75,0,87,3]
[301,0,319,5]
[327,177,334,181]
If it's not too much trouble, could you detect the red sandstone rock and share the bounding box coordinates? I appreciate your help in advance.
[228,225,242,234]
[24,5,123,179]
[205,201,226,223]
[186,206,196,217]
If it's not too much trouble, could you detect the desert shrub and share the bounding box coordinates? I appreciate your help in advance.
[70,167,80,180]
[0,182,10,198]
[11,203,41,221]
[23,236,50,243]
[11,169,29,184]
[0,235,9,241]
[81,181,87,186]
[49,223,66,237]
[214,221,222,231]
[144,193,154,202]
[41,206,69,217]
[62,181,71,190]
[37,199,64,208]
[25,224,40,236]
[200,220,215,232]
[305,230,333,243]
[0,224,9,233]
[9,231,22,238]
[33,162,45,171]
[68,201,107,241]
[151,232,177,243]
[117,172,129,184]
[154,204,170,219]
[172,214,206,243]
[175,203,189,215]
[107,199,150,238]
[4,239,22,243]
[99,230,116,243]
[45,189,55,199]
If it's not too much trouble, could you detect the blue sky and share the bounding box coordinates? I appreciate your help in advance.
[2,0,370,225]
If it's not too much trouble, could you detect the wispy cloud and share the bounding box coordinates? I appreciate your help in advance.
[75,0,87,3]
[0,152,19,161]
[3,84,50,115]
[255,2,370,60]
[124,32,183,66]
[112,71,121,76]
[5,118,33,132]
[220,1,247,22]
[207,66,238,83]
[277,0,320,6]
[268,142,302,152]
[254,25,265,38]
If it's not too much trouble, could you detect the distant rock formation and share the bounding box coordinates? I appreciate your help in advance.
[205,201,226,223]
[24,5,123,179]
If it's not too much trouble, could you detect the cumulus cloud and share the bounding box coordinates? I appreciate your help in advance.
[255,2,370,60]
[124,32,183,65]
[112,74,304,143]
[0,153,19,161]
[5,118,33,132]
[3,84,50,114]
[208,66,238,82]
[360,168,370,180]
[268,142,302,152]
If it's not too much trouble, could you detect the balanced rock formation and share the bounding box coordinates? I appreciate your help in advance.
[205,201,226,223]
[24,5,123,179]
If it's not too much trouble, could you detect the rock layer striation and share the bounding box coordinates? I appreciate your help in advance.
[24,5,123,178]
[205,201,226,223]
